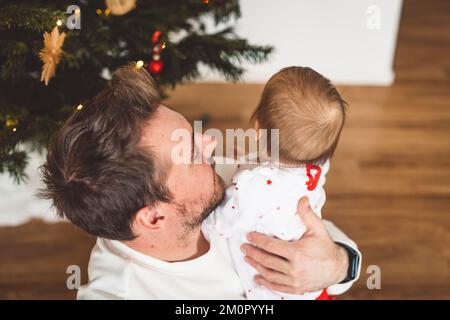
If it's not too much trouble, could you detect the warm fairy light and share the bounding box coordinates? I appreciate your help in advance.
[75,8,81,14]
[56,19,63,26]
[105,8,111,16]
[161,41,166,49]
[6,119,18,127]
[136,60,144,69]
[76,104,83,111]
[96,9,102,15]
[12,128,17,132]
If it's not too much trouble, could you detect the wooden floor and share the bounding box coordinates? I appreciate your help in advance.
[1,0,449,299]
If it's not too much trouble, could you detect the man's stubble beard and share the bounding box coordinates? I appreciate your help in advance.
[178,169,226,239]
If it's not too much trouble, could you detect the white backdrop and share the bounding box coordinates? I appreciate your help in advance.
[200,0,403,85]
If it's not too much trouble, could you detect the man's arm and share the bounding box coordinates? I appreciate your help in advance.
[241,197,361,295]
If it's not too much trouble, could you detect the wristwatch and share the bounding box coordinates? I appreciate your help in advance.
[335,242,360,284]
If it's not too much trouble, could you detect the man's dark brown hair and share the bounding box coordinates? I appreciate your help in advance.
[40,64,171,240]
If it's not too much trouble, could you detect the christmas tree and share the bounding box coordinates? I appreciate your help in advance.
[0,0,272,182]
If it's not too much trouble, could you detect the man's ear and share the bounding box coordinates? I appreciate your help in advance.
[133,205,165,234]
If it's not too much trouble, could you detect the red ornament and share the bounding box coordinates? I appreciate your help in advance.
[266,179,272,185]
[148,59,163,75]
[151,30,162,44]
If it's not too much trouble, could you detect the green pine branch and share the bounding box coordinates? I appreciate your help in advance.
[0,4,63,33]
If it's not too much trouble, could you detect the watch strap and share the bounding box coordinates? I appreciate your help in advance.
[335,241,360,284]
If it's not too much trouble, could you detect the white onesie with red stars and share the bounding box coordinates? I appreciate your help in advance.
[203,160,330,300]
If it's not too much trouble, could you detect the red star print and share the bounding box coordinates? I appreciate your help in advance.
[266,179,272,185]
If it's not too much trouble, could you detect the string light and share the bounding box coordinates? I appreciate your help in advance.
[96,9,102,15]
[136,60,144,69]
[56,19,63,27]
[76,104,83,111]
[105,8,111,16]
[6,119,18,127]
[5,116,18,133]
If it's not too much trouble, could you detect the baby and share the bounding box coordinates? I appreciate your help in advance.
[203,66,347,300]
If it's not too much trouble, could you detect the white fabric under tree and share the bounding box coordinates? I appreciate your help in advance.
[0,151,60,226]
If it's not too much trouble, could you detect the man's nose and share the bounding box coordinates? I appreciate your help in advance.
[202,134,217,159]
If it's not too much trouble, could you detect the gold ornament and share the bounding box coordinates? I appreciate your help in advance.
[39,26,66,86]
[105,0,136,16]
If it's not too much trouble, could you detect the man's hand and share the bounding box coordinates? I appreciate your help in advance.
[241,196,349,294]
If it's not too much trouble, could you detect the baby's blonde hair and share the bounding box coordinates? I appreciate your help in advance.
[251,66,347,165]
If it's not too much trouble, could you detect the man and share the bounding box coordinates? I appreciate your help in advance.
[41,65,361,299]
